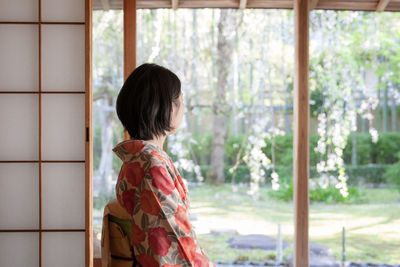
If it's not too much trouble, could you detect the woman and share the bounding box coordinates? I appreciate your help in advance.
[112,63,215,267]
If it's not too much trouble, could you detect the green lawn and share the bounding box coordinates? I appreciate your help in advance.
[189,184,400,264]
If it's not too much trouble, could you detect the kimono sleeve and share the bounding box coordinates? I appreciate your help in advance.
[115,155,214,267]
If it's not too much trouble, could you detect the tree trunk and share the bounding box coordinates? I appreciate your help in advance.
[351,132,357,165]
[208,9,241,185]
[97,95,114,194]
[281,14,291,134]
[192,9,199,135]
[391,93,397,132]
[383,84,388,132]
[232,32,239,137]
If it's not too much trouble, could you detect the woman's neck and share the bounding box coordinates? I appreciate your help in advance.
[148,134,167,150]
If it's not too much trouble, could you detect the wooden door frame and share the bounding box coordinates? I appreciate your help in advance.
[93,0,136,266]
[0,0,93,266]
[86,0,94,266]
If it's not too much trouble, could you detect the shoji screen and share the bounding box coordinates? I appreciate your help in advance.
[0,0,92,266]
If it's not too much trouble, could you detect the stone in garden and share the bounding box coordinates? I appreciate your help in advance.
[227,234,289,250]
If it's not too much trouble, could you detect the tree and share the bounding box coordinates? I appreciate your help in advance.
[207,9,243,185]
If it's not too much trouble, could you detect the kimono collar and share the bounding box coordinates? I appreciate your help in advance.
[112,139,167,162]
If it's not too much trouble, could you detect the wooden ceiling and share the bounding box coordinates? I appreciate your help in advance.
[93,0,400,11]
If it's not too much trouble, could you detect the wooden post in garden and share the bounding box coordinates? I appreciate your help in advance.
[293,0,310,266]
[342,226,346,265]
[277,223,282,264]
[123,0,136,140]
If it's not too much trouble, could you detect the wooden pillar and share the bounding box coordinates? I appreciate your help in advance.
[124,0,136,80]
[293,0,310,266]
[123,0,136,140]
[86,0,93,265]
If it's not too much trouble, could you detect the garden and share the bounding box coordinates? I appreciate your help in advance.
[92,9,400,265]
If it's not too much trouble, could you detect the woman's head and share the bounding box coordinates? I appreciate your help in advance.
[116,63,184,140]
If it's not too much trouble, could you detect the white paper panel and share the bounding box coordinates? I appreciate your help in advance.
[0,94,38,160]
[0,164,39,229]
[0,25,38,91]
[42,232,85,267]
[0,0,38,22]
[42,25,85,92]
[41,94,85,160]
[0,232,39,267]
[41,0,85,22]
[42,163,85,229]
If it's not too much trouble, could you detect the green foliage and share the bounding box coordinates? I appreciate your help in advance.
[224,165,251,184]
[94,188,115,211]
[225,133,400,168]
[345,164,390,185]
[181,163,391,186]
[112,130,123,172]
[261,134,321,167]
[268,182,367,204]
[182,165,251,184]
[188,134,212,165]
[340,132,400,165]
[383,152,400,191]
[261,134,293,166]
[343,133,373,165]
[224,134,247,165]
[174,132,399,187]
[309,186,366,204]
[372,133,400,164]
[267,182,293,202]
[267,165,390,185]
[310,85,324,117]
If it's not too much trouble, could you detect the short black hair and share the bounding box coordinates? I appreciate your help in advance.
[116,63,181,140]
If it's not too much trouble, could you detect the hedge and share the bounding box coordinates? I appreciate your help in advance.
[181,164,391,185]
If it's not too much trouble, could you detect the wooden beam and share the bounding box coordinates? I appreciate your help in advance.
[172,0,179,9]
[309,0,319,10]
[239,0,248,9]
[92,0,400,11]
[123,0,136,140]
[123,0,136,80]
[100,0,110,11]
[85,0,93,265]
[376,0,391,11]
[294,0,310,266]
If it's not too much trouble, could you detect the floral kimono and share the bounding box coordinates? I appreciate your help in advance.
[112,139,215,267]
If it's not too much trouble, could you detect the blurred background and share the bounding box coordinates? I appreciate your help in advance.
[92,9,400,264]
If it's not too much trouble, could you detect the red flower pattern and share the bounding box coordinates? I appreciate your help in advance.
[113,140,214,266]
[137,254,159,267]
[167,157,176,174]
[151,150,165,163]
[194,253,209,267]
[174,205,191,234]
[140,189,161,216]
[149,165,175,195]
[148,227,172,256]
[177,236,196,262]
[175,174,186,202]
[123,140,144,155]
[121,189,136,215]
[123,162,145,187]
[131,224,146,246]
